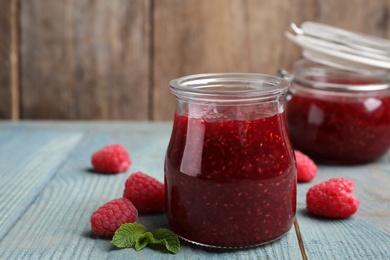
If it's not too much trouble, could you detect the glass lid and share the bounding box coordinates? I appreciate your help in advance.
[285,22,390,71]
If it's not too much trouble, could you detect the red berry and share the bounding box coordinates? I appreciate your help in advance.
[91,144,131,173]
[295,150,317,182]
[90,198,138,237]
[306,178,360,218]
[123,171,165,213]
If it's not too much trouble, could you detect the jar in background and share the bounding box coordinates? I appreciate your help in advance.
[165,73,296,248]
[284,22,390,164]
[285,59,390,164]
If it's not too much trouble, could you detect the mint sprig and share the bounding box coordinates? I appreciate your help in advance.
[112,223,180,254]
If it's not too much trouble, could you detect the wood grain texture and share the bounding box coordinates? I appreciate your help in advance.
[0,122,302,259]
[0,126,83,240]
[152,0,390,120]
[9,0,20,120]
[0,0,17,119]
[1,0,389,120]
[20,0,151,120]
[152,0,297,120]
[313,0,390,37]
[1,122,390,259]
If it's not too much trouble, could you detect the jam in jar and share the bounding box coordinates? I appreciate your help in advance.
[284,22,390,164]
[285,59,390,164]
[165,73,296,248]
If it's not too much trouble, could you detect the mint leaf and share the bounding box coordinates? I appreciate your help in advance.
[111,223,181,254]
[112,222,147,248]
[135,232,155,251]
[150,228,180,254]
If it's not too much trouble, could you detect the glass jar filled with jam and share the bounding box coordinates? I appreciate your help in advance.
[165,73,296,248]
[283,22,390,164]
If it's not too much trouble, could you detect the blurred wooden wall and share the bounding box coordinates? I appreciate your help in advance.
[1,0,389,120]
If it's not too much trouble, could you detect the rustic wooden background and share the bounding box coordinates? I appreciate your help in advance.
[1,0,389,120]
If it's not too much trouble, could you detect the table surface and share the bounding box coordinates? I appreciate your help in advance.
[0,121,389,260]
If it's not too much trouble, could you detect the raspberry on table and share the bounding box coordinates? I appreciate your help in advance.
[306,178,360,218]
[123,171,165,213]
[90,197,138,237]
[295,150,317,182]
[91,144,131,173]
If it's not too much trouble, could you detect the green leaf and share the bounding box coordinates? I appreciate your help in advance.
[150,228,180,254]
[135,232,155,251]
[112,222,148,248]
[111,222,181,254]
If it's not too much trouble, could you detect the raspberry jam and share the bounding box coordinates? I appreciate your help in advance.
[165,73,296,248]
[285,59,390,164]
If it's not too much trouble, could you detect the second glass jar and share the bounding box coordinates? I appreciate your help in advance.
[285,59,390,164]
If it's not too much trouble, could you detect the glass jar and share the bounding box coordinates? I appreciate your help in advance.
[284,22,390,164]
[285,59,390,164]
[165,73,296,248]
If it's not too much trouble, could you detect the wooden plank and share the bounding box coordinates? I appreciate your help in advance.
[295,153,390,259]
[14,0,390,120]
[386,0,390,39]
[20,0,151,120]
[152,0,297,120]
[0,125,84,240]
[0,0,19,119]
[0,122,302,259]
[9,0,20,120]
[308,0,390,37]
[0,0,12,119]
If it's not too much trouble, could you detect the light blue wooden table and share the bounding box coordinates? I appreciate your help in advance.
[0,121,389,260]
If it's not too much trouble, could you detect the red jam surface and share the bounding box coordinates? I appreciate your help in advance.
[165,113,296,248]
[286,83,390,164]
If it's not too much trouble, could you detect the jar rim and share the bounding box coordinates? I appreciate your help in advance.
[290,59,390,92]
[169,73,290,102]
[293,78,390,92]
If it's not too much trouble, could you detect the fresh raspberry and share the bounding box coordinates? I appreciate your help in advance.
[306,178,360,218]
[90,198,138,237]
[91,144,131,173]
[123,171,165,213]
[295,150,317,182]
